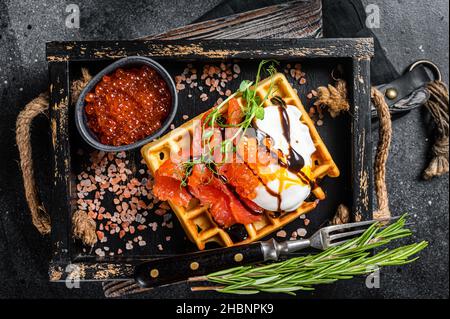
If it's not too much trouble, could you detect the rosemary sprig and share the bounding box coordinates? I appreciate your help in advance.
[203,215,427,295]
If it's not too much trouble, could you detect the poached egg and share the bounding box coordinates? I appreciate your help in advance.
[251,104,316,212]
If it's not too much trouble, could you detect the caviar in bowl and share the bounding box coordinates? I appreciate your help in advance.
[75,56,178,152]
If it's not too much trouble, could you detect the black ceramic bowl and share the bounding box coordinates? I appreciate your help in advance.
[75,56,178,152]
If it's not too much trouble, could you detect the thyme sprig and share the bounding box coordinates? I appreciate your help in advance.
[202,215,427,295]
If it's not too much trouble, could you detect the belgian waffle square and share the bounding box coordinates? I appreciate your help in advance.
[141,73,339,250]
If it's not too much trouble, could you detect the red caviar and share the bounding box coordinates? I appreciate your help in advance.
[85,65,172,146]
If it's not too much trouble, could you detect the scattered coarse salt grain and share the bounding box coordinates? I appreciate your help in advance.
[175,63,240,100]
[290,69,296,78]
[125,242,133,250]
[165,236,171,242]
[297,228,307,237]
[200,93,208,102]
[75,150,162,253]
[176,83,185,91]
[304,218,310,226]
[149,222,158,231]
[160,202,170,210]
[95,248,105,257]
[138,240,146,247]
[137,225,147,231]
[299,214,306,219]
[182,114,189,120]
[157,244,163,251]
[154,208,167,216]
[276,230,287,238]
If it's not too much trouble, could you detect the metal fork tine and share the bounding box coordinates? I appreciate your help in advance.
[323,216,400,233]
[328,229,366,242]
[326,221,413,248]
[328,238,353,248]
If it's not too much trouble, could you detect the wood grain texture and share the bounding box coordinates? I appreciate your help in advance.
[49,262,134,281]
[46,38,374,62]
[352,57,373,221]
[142,0,323,40]
[48,62,71,265]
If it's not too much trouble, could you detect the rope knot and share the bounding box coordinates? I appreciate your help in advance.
[314,79,350,118]
[423,80,449,180]
[72,210,97,246]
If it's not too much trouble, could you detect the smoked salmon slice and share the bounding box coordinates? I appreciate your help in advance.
[153,160,192,208]
[218,163,259,201]
[227,97,244,125]
[188,164,261,227]
[188,165,237,227]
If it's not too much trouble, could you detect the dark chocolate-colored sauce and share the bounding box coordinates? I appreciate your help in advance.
[218,175,262,215]
[252,99,319,212]
[276,105,316,188]
[277,105,305,172]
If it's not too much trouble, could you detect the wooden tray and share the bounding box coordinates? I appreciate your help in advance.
[46,38,374,281]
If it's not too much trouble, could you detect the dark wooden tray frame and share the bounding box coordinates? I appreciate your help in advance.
[46,38,374,281]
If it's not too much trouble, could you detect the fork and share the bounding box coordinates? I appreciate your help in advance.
[132,216,399,289]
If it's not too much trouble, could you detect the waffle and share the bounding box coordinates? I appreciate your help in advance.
[141,73,339,250]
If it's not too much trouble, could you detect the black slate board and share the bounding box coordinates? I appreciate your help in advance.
[46,38,373,281]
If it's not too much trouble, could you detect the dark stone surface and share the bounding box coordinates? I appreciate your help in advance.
[0,0,448,298]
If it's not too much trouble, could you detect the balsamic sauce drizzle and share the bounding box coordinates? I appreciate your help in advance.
[218,175,262,215]
[270,97,317,186]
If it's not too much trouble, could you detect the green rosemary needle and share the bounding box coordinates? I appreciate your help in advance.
[204,215,428,295]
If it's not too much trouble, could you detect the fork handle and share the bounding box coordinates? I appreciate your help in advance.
[261,238,311,260]
[134,243,264,288]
